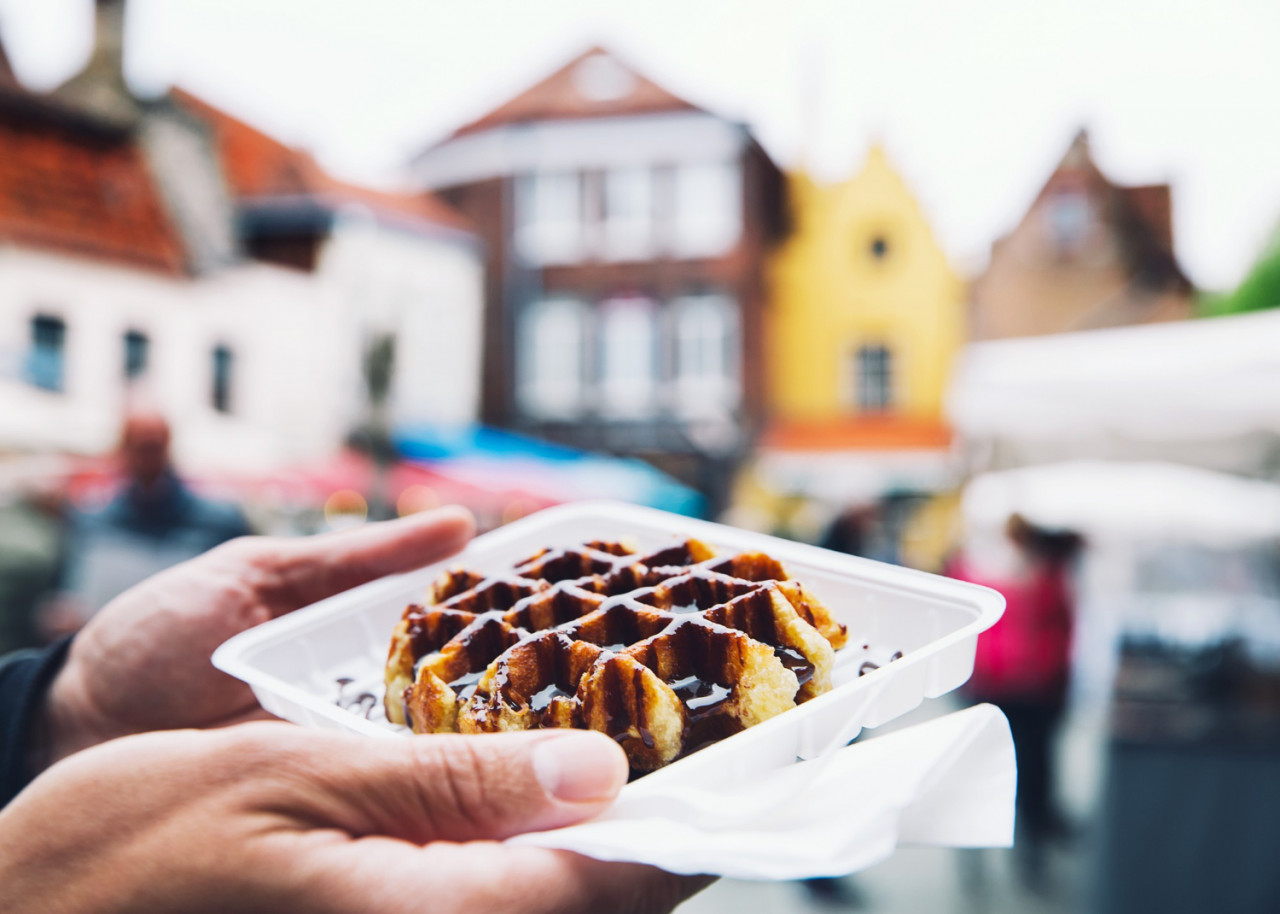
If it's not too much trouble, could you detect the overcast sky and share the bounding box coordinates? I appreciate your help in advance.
[1,0,1277,289]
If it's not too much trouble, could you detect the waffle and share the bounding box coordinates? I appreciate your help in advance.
[384,539,848,770]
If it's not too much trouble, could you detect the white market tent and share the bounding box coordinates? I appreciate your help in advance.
[947,309,1280,477]
[961,460,1280,548]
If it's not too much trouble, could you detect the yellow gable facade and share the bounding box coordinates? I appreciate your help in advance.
[768,146,965,428]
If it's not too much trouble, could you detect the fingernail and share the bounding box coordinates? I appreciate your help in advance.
[533,732,627,803]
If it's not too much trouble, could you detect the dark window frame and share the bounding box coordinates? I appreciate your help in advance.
[26,313,67,393]
[854,343,894,413]
[211,343,234,414]
[123,329,150,380]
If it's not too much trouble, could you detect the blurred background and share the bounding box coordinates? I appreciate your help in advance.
[1,0,1279,910]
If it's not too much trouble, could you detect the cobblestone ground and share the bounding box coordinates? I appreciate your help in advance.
[676,697,1105,914]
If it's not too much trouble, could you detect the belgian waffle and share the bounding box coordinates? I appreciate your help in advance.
[384,539,848,770]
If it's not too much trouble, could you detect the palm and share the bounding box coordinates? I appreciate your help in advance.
[53,509,474,744]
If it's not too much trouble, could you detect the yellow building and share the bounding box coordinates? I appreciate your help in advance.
[769,144,964,430]
[730,146,965,546]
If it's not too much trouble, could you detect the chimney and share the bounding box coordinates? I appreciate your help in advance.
[54,0,139,124]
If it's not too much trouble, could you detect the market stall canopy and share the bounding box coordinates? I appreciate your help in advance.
[962,461,1280,548]
[394,424,705,517]
[947,310,1280,476]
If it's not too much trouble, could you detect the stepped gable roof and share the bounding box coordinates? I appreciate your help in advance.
[0,84,184,274]
[1036,129,1189,291]
[449,45,702,139]
[172,88,472,234]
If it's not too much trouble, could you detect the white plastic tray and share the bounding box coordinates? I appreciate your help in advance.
[213,501,1004,796]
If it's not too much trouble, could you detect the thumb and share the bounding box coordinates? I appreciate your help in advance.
[260,726,629,843]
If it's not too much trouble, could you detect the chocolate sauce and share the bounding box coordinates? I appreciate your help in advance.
[407,538,855,779]
[447,670,484,702]
[637,543,695,567]
[858,650,905,676]
[530,681,571,712]
[597,659,630,739]
[633,666,654,749]
[774,647,816,687]
[517,549,616,583]
[669,674,731,718]
[334,677,378,720]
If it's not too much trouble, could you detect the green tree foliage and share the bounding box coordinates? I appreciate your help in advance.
[1199,230,1280,317]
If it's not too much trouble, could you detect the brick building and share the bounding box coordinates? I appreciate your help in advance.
[411,46,787,505]
[970,129,1193,341]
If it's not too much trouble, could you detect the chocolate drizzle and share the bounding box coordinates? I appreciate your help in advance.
[775,647,816,687]
[335,677,378,720]
[392,537,853,774]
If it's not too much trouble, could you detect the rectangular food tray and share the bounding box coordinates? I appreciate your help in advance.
[213,501,1004,796]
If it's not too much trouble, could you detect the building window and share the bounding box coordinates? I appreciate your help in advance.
[1045,189,1091,255]
[672,293,739,417]
[517,298,586,419]
[515,172,584,265]
[602,166,654,261]
[211,344,234,413]
[853,344,893,412]
[25,314,66,392]
[598,296,658,419]
[869,235,890,261]
[670,161,741,259]
[123,329,149,380]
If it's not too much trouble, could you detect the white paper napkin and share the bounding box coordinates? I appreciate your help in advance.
[509,703,1016,880]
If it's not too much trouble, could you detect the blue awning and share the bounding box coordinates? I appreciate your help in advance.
[393,424,705,517]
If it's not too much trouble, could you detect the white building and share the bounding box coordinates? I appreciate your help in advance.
[0,6,482,479]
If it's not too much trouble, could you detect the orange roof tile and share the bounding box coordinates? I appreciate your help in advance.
[760,416,953,452]
[450,45,701,139]
[173,88,472,234]
[171,88,320,197]
[0,92,184,274]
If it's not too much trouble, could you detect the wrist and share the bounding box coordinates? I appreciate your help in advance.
[34,649,112,773]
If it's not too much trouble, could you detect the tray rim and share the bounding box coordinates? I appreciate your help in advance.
[213,500,1006,769]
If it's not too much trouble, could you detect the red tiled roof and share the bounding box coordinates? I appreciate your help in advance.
[171,88,320,197]
[450,45,701,139]
[0,92,185,274]
[172,88,473,234]
[760,417,953,452]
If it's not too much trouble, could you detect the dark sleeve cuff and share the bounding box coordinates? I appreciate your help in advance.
[0,637,73,809]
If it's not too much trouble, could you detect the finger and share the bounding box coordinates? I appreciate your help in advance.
[302,841,713,914]
[490,853,714,914]
[207,705,281,728]
[249,505,475,612]
[238,724,627,844]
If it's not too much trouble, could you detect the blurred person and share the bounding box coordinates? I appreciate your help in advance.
[45,409,251,638]
[820,502,899,564]
[0,478,70,654]
[0,507,706,912]
[947,514,1083,889]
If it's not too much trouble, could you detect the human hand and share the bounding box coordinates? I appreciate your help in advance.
[0,722,706,914]
[39,507,474,767]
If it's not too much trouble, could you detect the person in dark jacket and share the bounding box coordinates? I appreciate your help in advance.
[41,409,251,639]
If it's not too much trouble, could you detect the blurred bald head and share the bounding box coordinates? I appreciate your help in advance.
[119,410,171,487]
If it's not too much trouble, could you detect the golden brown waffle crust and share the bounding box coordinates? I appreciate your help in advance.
[385,538,848,770]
